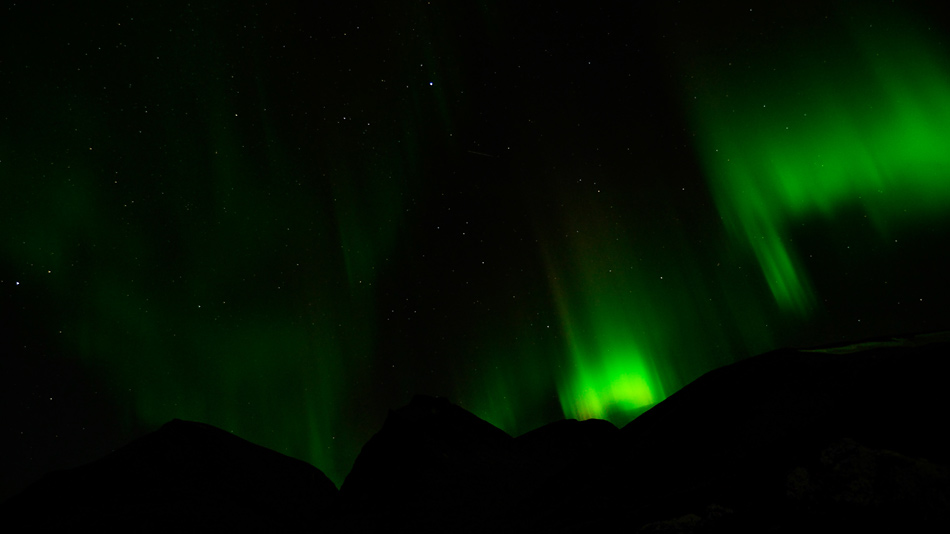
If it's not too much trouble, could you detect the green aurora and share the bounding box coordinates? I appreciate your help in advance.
[477,5,950,429]
[3,2,950,493]
[684,11,950,315]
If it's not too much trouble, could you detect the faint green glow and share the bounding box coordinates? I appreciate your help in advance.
[462,330,560,437]
[686,12,950,315]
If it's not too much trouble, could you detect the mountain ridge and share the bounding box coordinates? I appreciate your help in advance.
[4,332,948,531]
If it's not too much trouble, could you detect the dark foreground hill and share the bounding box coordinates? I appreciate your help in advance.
[0,418,338,531]
[3,332,949,532]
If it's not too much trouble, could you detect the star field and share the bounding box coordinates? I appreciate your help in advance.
[2,0,950,496]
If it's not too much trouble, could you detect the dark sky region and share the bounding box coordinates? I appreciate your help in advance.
[3,0,950,495]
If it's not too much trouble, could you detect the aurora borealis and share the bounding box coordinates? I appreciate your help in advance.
[683,5,950,316]
[3,1,950,496]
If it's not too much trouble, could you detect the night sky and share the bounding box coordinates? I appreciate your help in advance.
[4,0,950,496]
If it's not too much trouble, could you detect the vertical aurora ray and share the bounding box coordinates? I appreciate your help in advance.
[525,146,780,426]
[0,1,434,487]
[9,1,949,503]
[683,9,950,316]
[535,192,684,425]
[546,257,663,422]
